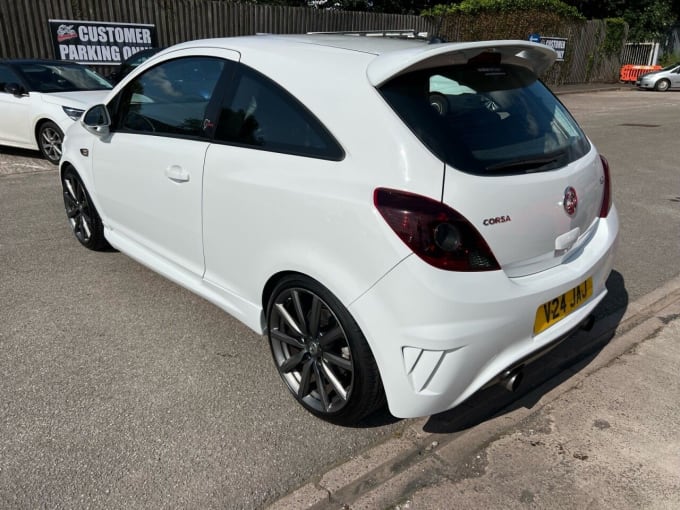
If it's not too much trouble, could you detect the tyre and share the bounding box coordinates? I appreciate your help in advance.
[61,166,109,251]
[37,121,64,164]
[267,276,385,425]
[429,92,448,115]
[655,79,670,92]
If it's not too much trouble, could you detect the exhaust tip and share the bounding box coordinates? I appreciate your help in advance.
[580,314,596,332]
[500,368,523,392]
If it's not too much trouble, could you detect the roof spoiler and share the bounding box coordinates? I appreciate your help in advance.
[367,40,557,86]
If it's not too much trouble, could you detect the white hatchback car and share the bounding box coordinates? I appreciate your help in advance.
[60,34,619,425]
[0,60,112,163]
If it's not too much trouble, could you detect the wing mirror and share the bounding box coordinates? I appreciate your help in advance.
[5,82,27,97]
[82,104,111,137]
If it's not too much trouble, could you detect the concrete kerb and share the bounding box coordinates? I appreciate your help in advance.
[267,274,680,510]
[552,84,628,96]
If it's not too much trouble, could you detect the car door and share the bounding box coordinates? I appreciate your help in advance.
[202,63,345,305]
[91,52,237,276]
[0,64,32,146]
[672,66,680,89]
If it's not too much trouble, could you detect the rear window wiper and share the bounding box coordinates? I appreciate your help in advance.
[485,151,566,174]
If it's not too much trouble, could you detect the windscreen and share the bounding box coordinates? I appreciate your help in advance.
[18,63,112,93]
[380,63,590,175]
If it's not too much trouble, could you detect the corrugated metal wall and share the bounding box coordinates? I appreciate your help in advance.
[0,0,436,60]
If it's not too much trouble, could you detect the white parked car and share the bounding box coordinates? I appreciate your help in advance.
[0,60,112,163]
[60,35,619,424]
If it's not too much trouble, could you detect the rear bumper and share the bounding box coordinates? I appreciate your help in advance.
[349,206,619,419]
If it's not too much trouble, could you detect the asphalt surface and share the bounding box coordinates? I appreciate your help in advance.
[0,166,403,508]
[1,87,679,509]
[405,305,680,509]
[277,276,680,509]
[271,87,680,508]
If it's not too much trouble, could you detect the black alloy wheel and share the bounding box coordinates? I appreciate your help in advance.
[267,276,385,425]
[61,167,109,251]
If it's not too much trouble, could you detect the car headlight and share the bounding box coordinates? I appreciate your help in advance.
[62,106,85,120]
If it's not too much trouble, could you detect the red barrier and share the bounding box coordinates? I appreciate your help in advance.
[620,64,662,83]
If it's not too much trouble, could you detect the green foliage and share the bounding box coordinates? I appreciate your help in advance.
[561,1,626,20]
[423,0,584,19]
[623,0,674,41]
[563,0,677,42]
[602,18,627,55]
[422,2,585,44]
[659,51,680,66]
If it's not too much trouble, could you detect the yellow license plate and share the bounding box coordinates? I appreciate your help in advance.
[533,277,593,335]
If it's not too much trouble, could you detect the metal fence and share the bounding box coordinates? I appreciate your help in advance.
[553,20,623,84]
[621,42,660,66]
[0,0,435,61]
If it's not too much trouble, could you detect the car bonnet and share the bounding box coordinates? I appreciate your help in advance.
[40,90,111,108]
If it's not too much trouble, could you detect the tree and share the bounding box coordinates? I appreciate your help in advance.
[563,0,678,41]
[244,0,679,40]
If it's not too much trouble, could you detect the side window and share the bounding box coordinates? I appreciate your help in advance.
[214,65,344,160]
[0,65,21,92]
[117,57,225,137]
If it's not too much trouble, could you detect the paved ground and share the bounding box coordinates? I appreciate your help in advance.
[270,85,680,509]
[271,275,680,509]
[1,86,679,509]
[0,166,404,509]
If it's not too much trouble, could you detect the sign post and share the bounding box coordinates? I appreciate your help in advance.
[539,36,567,62]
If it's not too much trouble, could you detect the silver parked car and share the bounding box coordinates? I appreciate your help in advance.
[636,62,680,91]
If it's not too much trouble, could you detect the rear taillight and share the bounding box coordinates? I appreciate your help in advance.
[374,188,500,272]
[599,155,612,218]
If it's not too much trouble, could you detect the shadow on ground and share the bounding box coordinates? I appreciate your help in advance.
[0,146,43,159]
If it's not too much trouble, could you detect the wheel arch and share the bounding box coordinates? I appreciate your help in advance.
[261,270,317,330]
[59,159,105,224]
[34,117,62,144]
[34,118,50,141]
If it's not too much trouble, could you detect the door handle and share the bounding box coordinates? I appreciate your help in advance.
[165,165,190,183]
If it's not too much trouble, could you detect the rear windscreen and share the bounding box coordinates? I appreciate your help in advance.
[380,64,590,175]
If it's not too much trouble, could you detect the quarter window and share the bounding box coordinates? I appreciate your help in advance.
[117,57,225,137]
[214,65,343,160]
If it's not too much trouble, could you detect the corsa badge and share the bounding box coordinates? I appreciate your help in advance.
[563,186,578,216]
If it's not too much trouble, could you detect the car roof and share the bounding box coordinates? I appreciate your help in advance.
[170,33,428,56]
[166,34,557,86]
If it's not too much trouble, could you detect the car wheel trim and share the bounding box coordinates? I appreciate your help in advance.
[269,288,354,414]
[63,176,93,243]
[40,126,62,161]
[656,79,670,91]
